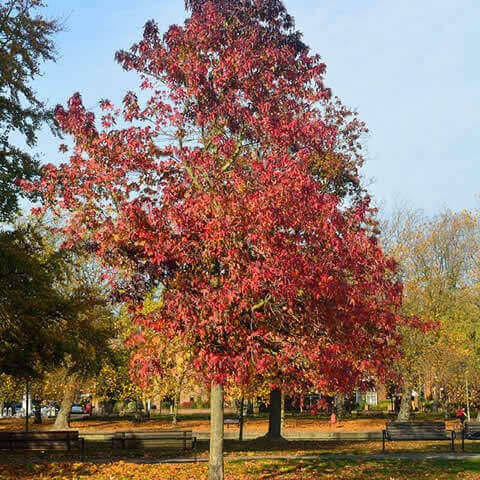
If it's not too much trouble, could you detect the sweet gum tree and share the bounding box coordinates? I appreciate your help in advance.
[28,1,407,478]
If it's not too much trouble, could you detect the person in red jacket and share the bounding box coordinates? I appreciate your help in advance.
[457,407,467,426]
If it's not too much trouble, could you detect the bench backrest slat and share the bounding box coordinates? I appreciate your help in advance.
[114,430,192,435]
[123,433,192,439]
[0,431,79,440]
[464,422,480,430]
[385,422,448,439]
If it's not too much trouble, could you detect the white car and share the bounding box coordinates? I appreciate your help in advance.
[41,405,58,418]
[71,404,83,414]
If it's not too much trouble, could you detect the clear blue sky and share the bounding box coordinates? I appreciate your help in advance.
[32,0,480,213]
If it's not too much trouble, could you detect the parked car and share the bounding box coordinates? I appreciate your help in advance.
[71,404,83,414]
[41,404,59,418]
[2,402,22,417]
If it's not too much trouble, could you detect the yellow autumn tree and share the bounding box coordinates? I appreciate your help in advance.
[127,291,205,426]
[381,206,480,419]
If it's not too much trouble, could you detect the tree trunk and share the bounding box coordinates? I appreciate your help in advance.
[280,390,285,429]
[465,373,471,421]
[134,399,144,422]
[266,388,283,439]
[396,383,411,422]
[25,380,30,432]
[337,393,345,420]
[54,375,78,430]
[442,392,451,420]
[33,401,42,424]
[209,382,224,480]
[238,397,244,441]
[172,389,180,427]
[432,387,439,413]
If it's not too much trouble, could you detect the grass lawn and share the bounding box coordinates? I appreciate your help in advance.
[0,457,479,479]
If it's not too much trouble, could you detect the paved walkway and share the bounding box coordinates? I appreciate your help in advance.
[0,451,478,465]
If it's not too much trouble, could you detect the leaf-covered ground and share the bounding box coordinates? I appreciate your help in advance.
[0,458,479,480]
[0,415,461,433]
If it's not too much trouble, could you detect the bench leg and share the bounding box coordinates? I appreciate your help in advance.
[382,431,385,453]
[462,432,465,453]
[451,432,455,452]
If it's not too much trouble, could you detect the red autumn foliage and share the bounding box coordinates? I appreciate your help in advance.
[27,0,407,393]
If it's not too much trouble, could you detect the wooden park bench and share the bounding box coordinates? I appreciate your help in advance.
[112,430,196,451]
[0,431,85,455]
[462,422,480,452]
[382,422,455,453]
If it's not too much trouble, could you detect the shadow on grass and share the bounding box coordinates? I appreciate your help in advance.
[3,437,480,464]
[220,438,480,456]
[3,458,480,480]
[232,457,480,480]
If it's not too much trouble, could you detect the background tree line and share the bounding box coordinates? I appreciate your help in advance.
[381,206,480,421]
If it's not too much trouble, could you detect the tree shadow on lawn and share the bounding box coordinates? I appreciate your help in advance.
[3,458,480,480]
[2,438,480,464]
[218,438,480,456]
[237,457,480,480]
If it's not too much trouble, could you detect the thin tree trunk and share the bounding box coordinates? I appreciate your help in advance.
[33,401,42,424]
[172,389,180,427]
[54,375,78,430]
[465,373,471,421]
[209,382,224,480]
[134,399,144,421]
[25,379,30,432]
[337,393,345,420]
[432,387,439,413]
[280,390,286,429]
[266,388,283,439]
[442,392,451,420]
[397,383,411,422]
[238,397,244,441]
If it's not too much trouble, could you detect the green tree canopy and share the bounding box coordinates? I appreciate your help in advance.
[0,221,74,377]
[0,0,60,220]
[0,218,113,380]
